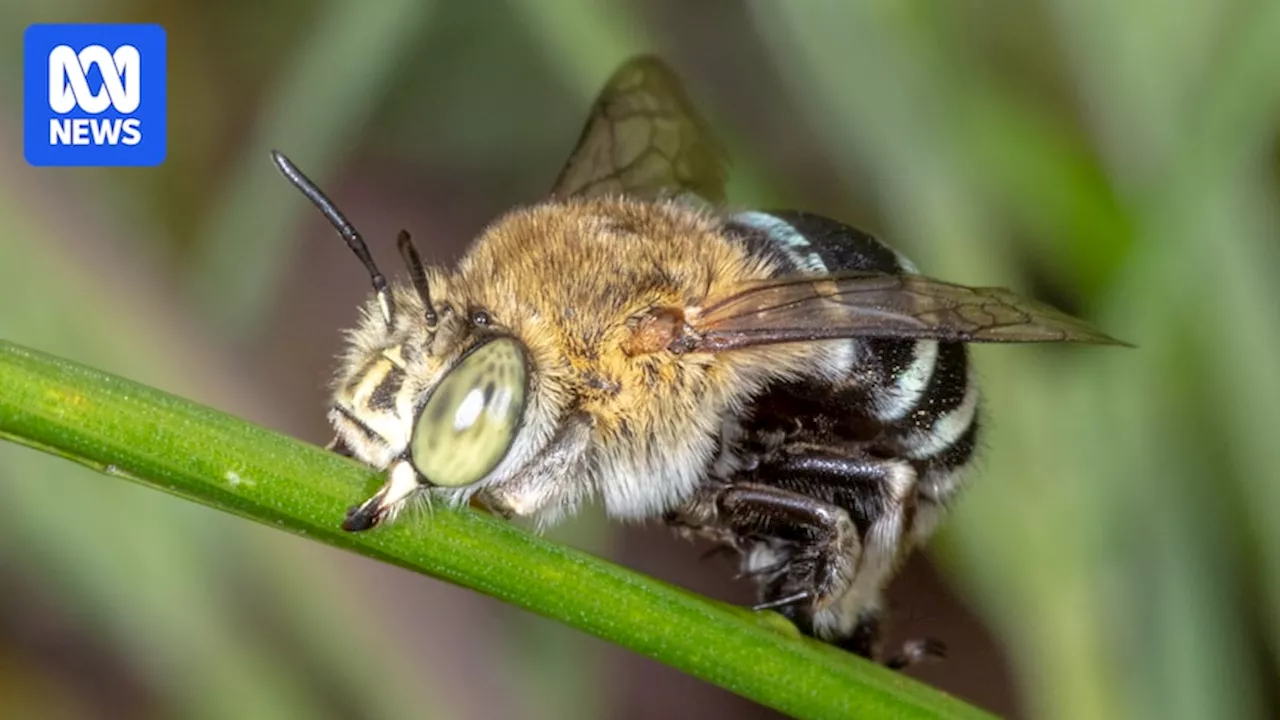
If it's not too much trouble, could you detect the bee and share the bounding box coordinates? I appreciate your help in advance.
[271,56,1124,667]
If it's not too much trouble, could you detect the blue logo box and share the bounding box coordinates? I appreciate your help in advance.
[24,23,167,167]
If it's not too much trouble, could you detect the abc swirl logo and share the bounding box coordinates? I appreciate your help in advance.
[24,24,167,167]
[48,44,143,145]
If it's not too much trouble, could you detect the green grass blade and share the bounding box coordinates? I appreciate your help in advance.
[0,187,336,718]
[0,339,993,720]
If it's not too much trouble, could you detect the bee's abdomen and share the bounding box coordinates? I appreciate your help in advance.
[724,210,980,508]
[725,210,905,276]
[879,340,979,507]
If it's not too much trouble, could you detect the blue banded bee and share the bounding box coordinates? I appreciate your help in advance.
[272,56,1123,666]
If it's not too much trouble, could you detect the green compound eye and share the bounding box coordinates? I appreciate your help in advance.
[410,338,528,488]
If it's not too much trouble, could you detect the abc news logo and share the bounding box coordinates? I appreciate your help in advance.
[24,24,167,167]
[48,44,143,147]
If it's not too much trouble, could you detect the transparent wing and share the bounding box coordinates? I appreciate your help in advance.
[549,55,728,203]
[688,272,1128,351]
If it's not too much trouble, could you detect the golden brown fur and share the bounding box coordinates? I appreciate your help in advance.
[458,198,765,435]
[331,196,858,522]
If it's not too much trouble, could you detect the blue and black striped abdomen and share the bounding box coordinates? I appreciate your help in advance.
[723,210,980,518]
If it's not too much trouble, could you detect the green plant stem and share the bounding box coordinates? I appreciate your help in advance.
[0,340,991,720]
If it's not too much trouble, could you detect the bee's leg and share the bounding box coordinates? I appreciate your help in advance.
[884,637,948,669]
[744,452,942,667]
[842,611,884,658]
[840,613,946,669]
[709,483,860,639]
[325,434,355,458]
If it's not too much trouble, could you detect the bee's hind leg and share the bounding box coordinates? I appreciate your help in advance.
[842,612,947,670]
[706,482,861,640]
[734,451,946,668]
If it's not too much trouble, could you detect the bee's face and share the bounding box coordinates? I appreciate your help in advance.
[328,277,583,531]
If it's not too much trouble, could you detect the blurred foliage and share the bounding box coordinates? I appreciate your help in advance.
[2,1,1278,719]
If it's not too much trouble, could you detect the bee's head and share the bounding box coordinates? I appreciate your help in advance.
[273,151,575,532]
[330,307,537,531]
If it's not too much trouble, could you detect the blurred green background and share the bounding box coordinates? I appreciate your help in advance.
[2,1,1278,718]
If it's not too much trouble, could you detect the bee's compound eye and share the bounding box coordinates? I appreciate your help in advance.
[411,338,527,488]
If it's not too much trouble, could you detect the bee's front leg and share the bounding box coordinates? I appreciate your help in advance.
[325,434,355,458]
[478,413,595,523]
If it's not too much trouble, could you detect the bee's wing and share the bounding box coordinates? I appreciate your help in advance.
[687,272,1129,351]
[549,55,728,203]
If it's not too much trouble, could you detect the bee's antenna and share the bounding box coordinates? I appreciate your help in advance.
[271,150,395,328]
[396,230,437,328]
